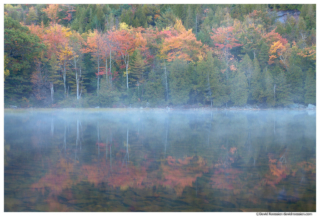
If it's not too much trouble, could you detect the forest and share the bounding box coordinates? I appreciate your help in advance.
[4,4,316,108]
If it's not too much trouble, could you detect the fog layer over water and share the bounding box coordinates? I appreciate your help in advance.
[4,109,316,211]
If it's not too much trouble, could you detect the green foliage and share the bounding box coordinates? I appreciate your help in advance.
[144,70,165,106]
[4,16,45,72]
[155,8,177,30]
[99,79,120,107]
[239,54,253,93]
[3,4,316,108]
[263,68,275,107]
[251,58,263,103]
[258,41,269,71]
[287,65,304,103]
[129,50,146,87]
[169,59,191,105]
[274,70,292,106]
[304,68,316,105]
[230,67,248,106]
[4,15,45,104]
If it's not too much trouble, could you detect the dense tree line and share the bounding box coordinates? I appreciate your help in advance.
[4,4,316,108]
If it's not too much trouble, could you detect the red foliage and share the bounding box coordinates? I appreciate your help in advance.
[211,27,243,50]
[210,167,243,192]
[96,142,107,147]
[31,158,78,196]
[95,71,106,76]
[160,156,209,196]
[263,29,288,46]
[229,147,237,154]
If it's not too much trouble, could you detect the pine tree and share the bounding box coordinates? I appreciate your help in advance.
[144,69,165,106]
[304,68,316,105]
[251,57,263,103]
[230,67,248,106]
[287,65,304,103]
[258,41,269,70]
[263,68,275,107]
[99,79,120,107]
[169,59,190,105]
[130,50,146,89]
[211,57,229,107]
[196,53,213,105]
[275,70,292,106]
[239,54,253,101]
[185,5,194,31]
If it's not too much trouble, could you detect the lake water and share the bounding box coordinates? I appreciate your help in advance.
[4,109,316,212]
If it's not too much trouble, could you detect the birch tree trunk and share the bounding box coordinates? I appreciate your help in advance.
[273,84,276,103]
[126,54,129,89]
[110,49,112,86]
[63,60,67,96]
[106,56,108,82]
[50,82,54,103]
[97,57,100,96]
[79,66,82,99]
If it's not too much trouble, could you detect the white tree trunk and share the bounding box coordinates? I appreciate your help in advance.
[63,60,67,96]
[106,56,108,82]
[274,84,276,103]
[79,66,82,99]
[110,49,112,86]
[50,83,54,103]
[76,72,79,100]
[97,58,100,96]
[126,55,129,89]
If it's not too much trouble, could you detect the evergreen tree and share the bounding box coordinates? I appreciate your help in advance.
[169,59,191,105]
[129,50,146,89]
[185,5,194,31]
[4,16,45,103]
[275,70,292,106]
[287,65,304,103]
[196,52,228,106]
[263,68,275,107]
[211,57,229,107]
[144,69,165,106]
[304,68,316,105]
[230,68,248,106]
[239,54,254,101]
[99,79,120,107]
[258,41,269,70]
[155,8,177,30]
[251,57,263,103]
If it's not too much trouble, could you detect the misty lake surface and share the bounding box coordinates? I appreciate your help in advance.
[4,109,316,212]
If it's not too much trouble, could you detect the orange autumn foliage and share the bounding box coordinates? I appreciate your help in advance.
[210,168,242,192]
[160,19,206,62]
[42,4,61,24]
[161,156,209,196]
[31,158,78,196]
[80,159,147,190]
[263,153,290,188]
[229,147,237,154]
[297,45,316,61]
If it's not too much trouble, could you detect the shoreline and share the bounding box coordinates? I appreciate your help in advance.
[3,107,316,112]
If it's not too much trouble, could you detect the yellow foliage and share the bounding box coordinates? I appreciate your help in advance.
[269,41,286,55]
[174,19,186,33]
[120,22,130,30]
